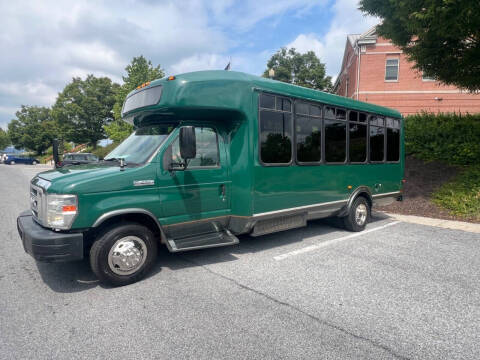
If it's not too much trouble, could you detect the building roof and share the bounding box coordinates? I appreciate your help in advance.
[334,25,379,91]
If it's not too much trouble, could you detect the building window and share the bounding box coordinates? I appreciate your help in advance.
[348,111,367,163]
[385,59,399,81]
[386,118,400,162]
[325,108,347,163]
[295,101,322,163]
[369,116,385,162]
[422,73,436,81]
[259,93,293,164]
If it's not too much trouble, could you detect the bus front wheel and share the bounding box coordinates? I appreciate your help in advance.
[90,222,158,286]
[343,196,370,232]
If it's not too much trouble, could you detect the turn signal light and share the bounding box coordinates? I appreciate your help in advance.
[168,75,176,81]
[62,205,77,212]
[347,185,352,190]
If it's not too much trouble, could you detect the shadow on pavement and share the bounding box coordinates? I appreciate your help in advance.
[35,212,391,293]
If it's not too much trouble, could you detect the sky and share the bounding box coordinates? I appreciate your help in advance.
[0,0,377,129]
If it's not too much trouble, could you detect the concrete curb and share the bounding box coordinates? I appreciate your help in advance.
[382,212,480,234]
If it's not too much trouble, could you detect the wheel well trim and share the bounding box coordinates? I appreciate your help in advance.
[92,208,166,240]
[339,186,373,217]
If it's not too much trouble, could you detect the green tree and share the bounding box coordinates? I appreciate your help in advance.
[359,0,480,91]
[8,106,57,154]
[53,75,119,147]
[106,56,165,143]
[0,128,10,150]
[262,48,332,91]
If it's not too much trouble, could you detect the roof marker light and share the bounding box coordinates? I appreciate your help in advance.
[168,76,176,81]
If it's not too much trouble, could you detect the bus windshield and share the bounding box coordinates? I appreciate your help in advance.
[104,124,175,164]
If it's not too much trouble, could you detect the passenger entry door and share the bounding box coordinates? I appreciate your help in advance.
[159,126,231,237]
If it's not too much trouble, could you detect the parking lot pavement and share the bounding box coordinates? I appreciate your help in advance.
[1,164,479,359]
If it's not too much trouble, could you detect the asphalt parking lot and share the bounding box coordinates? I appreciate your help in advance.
[1,164,479,359]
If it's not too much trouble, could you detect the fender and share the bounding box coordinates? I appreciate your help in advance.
[92,208,167,242]
[337,186,373,217]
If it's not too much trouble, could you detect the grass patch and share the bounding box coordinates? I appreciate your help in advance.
[432,166,480,221]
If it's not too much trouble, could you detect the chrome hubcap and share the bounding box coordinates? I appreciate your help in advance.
[355,204,368,225]
[108,236,147,275]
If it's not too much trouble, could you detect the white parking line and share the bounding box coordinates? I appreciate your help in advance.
[273,221,401,261]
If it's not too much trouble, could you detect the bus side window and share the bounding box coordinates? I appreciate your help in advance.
[259,94,292,165]
[386,118,400,162]
[325,107,347,163]
[348,111,367,163]
[369,115,385,162]
[295,101,322,164]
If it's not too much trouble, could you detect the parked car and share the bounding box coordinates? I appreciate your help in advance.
[4,154,40,165]
[61,153,99,166]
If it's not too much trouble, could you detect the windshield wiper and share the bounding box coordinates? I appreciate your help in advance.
[103,157,131,170]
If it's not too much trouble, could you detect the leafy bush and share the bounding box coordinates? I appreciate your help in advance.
[405,112,480,165]
[433,166,480,221]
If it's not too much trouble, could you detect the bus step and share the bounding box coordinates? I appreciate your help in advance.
[166,229,239,252]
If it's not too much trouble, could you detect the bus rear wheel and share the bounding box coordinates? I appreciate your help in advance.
[343,196,370,232]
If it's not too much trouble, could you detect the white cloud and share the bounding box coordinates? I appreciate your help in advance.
[287,33,326,60]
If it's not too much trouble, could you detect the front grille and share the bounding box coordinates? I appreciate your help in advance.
[30,184,45,226]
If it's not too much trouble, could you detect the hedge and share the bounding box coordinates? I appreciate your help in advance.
[404,112,480,165]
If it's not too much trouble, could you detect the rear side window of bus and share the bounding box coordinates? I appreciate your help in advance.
[386,118,400,162]
[259,94,292,164]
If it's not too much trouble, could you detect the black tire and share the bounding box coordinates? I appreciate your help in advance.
[90,222,158,286]
[342,196,370,232]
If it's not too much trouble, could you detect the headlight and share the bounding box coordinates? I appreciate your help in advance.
[46,194,78,230]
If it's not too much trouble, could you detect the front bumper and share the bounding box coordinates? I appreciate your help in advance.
[17,210,83,262]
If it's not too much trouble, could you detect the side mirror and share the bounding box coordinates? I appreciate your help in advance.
[52,139,60,168]
[180,126,196,160]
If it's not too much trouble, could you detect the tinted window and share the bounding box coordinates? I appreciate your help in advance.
[349,123,367,162]
[359,112,367,122]
[325,106,335,119]
[277,98,291,112]
[325,120,346,162]
[260,110,292,164]
[310,104,322,117]
[386,118,400,162]
[259,93,275,109]
[295,102,309,115]
[296,115,321,163]
[370,125,385,161]
[349,111,358,122]
[336,109,346,120]
[171,127,219,167]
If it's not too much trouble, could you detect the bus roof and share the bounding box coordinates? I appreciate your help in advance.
[126,70,402,119]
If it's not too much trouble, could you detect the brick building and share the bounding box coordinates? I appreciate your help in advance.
[333,26,480,116]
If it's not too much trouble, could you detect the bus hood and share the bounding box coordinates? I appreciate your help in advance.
[35,163,156,194]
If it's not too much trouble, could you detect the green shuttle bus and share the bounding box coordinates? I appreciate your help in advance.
[17,71,404,286]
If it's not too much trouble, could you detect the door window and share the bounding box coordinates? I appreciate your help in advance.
[171,127,220,167]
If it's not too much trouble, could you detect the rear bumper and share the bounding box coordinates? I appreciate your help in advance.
[17,210,83,262]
